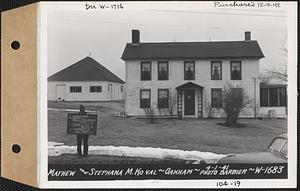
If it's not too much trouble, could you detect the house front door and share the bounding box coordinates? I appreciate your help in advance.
[56,85,66,101]
[108,84,113,100]
[184,89,195,115]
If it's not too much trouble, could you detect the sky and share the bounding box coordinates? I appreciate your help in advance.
[47,6,287,80]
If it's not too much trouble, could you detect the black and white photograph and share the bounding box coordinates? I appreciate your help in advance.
[40,1,297,188]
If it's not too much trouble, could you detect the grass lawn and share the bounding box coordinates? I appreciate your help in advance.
[48,101,287,155]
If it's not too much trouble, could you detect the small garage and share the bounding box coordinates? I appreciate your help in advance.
[48,56,125,101]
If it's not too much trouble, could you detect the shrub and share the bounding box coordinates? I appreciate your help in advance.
[168,90,177,116]
[143,107,155,123]
[222,84,249,125]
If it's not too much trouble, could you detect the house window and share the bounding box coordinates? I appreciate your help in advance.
[141,61,151,81]
[158,61,169,80]
[184,61,195,80]
[140,89,151,108]
[279,88,287,106]
[230,61,242,80]
[70,86,81,93]
[260,87,287,107]
[90,86,102,93]
[211,88,222,108]
[121,86,123,92]
[211,61,222,80]
[158,89,169,108]
[269,88,278,106]
[260,88,269,107]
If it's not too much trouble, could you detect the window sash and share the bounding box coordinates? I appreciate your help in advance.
[158,62,169,80]
[184,61,195,80]
[141,62,151,81]
[212,98,222,108]
[70,86,81,93]
[260,88,269,107]
[90,86,102,92]
[140,89,151,108]
[211,61,222,80]
[158,89,169,108]
[269,88,279,106]
[230,61,242,80]
[279,88,287,106]
[211,89,222,108]
[141,62,151,71]
[260,87,287,107]
[141,90,150,99]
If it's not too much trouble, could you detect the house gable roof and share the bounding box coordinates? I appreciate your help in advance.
[121,41,264,60]
[48,57,125,84]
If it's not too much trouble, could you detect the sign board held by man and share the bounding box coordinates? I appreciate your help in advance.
[67,114,97,135]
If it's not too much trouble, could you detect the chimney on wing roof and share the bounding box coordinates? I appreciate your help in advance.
[245,31,251,41]
[132,29,140,45]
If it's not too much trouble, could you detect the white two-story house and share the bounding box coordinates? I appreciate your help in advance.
[121,30,265,118]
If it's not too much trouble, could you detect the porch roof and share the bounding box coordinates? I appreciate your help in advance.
[260,83,287,88]
[176,82,204,90]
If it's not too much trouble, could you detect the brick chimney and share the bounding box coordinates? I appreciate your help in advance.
[132,29,140,45]
[245,31,251,41]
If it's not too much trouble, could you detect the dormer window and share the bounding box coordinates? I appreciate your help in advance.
[141,61,151,81]
[184,61,195,80]
[158,61,169,80]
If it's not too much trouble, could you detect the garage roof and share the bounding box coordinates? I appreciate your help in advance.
[48,57,125,83]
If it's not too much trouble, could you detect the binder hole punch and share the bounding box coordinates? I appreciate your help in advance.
[12,144,21,153]
[11,41,20,50]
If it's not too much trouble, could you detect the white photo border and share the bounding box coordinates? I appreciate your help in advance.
[38,1,298,189]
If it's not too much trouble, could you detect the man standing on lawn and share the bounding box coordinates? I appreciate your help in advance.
[77,105,89,157]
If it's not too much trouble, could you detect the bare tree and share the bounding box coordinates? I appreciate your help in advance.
[167,89,177,116]
[222,83,250,125]
[144,107,156,123]
[203,93,214,118]
[259,72,272,84]
[262,31,287,83]
[206,104,214,119]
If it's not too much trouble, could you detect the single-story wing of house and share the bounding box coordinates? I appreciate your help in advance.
[259,82,287,118]
[48,56,125,101]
